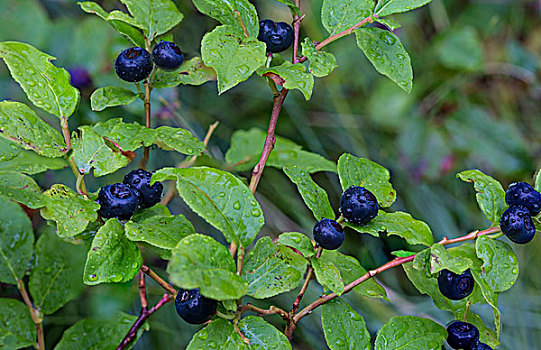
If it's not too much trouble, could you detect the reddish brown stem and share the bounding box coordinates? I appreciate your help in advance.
[240,304,289,320]
[298,16,376,63]
[291,247,322,314]
[138,270,148,309]
[116,293,172,350]
[248,89,289,193]
[17,280,44,350]
[292,0,302,63]
[286,226,501,338]
[141,265,177,296]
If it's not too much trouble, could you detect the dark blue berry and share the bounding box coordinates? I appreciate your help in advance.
[175,288,217,324]
[97,183,140,220]
[437,269,474,300]
[505,182,541,216]
[339,186,379,225]
[152,40,184,71]
[470,343,493,350]
[257,19,294,53]
[123,169,163,209]
[68,67,92,90]
[114,47,153,82]
[313,219,344,250]
[500,205,536,244]
[446,321,480,349]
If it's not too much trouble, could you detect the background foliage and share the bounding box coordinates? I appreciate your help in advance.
[0,0,540,349]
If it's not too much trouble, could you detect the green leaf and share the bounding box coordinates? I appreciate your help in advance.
[321,299,371,350]
[29,231,87,314]
[275,232,315,258]
[390,250,416,257]
[375,18,401,30]
[90,86,141,111]
[283,165,334,220]
[321,0,374,35]
[374,316,446,350]
[471,271,501,337]
[201,25,266,94]
[120,0,184,39]
[242,237,307,299]
[130,204,171,222]
[457,170,506,224]
[239,316,292,350]
[40,184,99,238]
[0,101,67,157]
[155,126,205,155]
[428,243,472,275]
[257,61,314,100]
[435,26,483,72]
[0,138,21,162]
[92,118,157,152]
[153,167,264,247]
[320,250,387,299]
[71,126,131,177]
[54,312,148,350]
[0,150,67,174]
[226,128,336,173]
[312,257,344,295]
[348,211,434,246]
[187,319,246,350]
[0,197,34,284]
[78,1,145,47]
[125,213,195,250]
[374,0,432,16]
[0,171,43,208]
[0,41,80,118]
[192,0,259,37]
[535,168,541,192]
[0,298,36,349]
[475,236,518,292]
[83,218,142,285]
[355,27,412,93]
[168,234,247,300]
[301,38,337,77]
[152,57,217,88]
[337,153,396,207]
[273,0,299,14]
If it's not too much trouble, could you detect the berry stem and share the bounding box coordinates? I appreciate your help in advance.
[116,293,172,350]
[61,116,89,197]
[298,15,376,63]
[141,265,177,295]
[140,36,153,170]
[292,0,302,63]
[17,279,44,350]
[138,270,148,309]
[288,226,502,336]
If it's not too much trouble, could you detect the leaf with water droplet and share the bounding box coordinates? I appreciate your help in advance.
[257,61,314,100]
[0,171,44,208]
[374,0,432,16]
[355,27,412,93]
[321,0,373,36]
[29,229,87,314]
[276,232,315,258]
[154,126,204,156]
[457,169,506,224]
[40,184,99,238]
[125,212,195,250]
[119,0,183,40]
[321,298,370,350]
[83,219,142,285]
[475,236,518,292]
[187,319,246,350]
[55,312,148,350]
[167,234,247,300]
[192,0,258,37]
[301,37,338,77]
[312,256,345,295]
[239,316,291,349]
[0,101,67,157]
[0,197,34,284]
[0,298,36,348]
[153,57,217,88]
[201,25,266,94]
[153,167,264,247]
[90,86,141,111]
[0,41,80,118]
[283,165,334,220]
[374,315,446,350]
[242,237,307,299]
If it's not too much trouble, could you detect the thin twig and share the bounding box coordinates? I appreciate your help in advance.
[290,247,322,314]
[240,304,289,320]
[138,270,148,309]
[292,0,302,63]
[248,89,289,193]
[236,247,245,275]
[141,265,177,296]
[298,15,376,63]
[17,280,44,350]
[116,293,173,350]
[140,36,152,170]
[288,226,501,334]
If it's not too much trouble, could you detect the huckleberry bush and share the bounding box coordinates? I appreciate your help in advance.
[0,0,538,349]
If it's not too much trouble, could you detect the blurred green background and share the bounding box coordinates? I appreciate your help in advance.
[1,0,540,349]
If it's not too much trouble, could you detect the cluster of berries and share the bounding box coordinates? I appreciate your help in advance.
[97,169,163,220]
[500,182,540,244]
[313,186,379,250]
[257,19,294,53]
[446,321,493,350]
[114,40,184,82]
